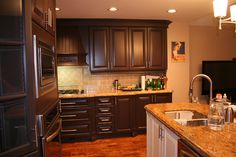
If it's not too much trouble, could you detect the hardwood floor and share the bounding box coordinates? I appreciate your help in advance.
[62,135,146,157]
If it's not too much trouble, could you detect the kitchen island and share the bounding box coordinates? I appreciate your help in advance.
[145,103,236,157]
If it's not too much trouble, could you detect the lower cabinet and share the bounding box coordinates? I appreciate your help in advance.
[115,96,133,133]
[60,98,95,141]
[147,112,179,157]
[60,92,172,141]
[135,93,172,132]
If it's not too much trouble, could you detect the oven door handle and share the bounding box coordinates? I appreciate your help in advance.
[46,119,61,142]
[33,35,39,98]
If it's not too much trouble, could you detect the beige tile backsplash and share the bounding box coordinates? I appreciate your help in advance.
[57,66,141,92]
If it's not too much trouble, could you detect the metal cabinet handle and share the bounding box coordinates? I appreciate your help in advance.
[61,129,77,132]
[100,108,110,112]
[159,126,162,139]
[100,117,110,122]
[33,124,38,148]
[46,119,61,142]
[101,128,110,131]
[61,102,76,105]
[33,35,39,98]
[78,110,88,114]
[60,115,77,118]
[99,99,110,103]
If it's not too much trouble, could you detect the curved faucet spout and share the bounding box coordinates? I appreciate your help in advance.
[189,74,213,104]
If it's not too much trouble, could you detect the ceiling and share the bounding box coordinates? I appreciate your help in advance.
[56,0,236,25]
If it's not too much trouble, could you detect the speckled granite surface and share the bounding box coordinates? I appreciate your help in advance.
[59,89,173,99]
[145,103,236,157]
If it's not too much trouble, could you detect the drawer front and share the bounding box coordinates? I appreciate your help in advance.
[97,125,113,134]
[96,116,113,124]
[62,120,90,133]
[61,107,91,119]
[95,97,114,106]
[61,98,90,106]
[96,106,113,115]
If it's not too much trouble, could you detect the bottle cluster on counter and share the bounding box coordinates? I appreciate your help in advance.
[143,75,167,90]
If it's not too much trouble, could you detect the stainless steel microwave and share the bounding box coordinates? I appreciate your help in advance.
[33,35,56,98]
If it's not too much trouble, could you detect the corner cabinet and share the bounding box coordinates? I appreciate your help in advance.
[147,112,179,157]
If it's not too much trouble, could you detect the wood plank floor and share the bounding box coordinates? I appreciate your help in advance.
[62,135,146,157]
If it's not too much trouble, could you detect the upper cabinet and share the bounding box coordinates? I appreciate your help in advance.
[32,0,56,35]
[90,27,110,71]
[56,19,171,71]
[129,27,147,70]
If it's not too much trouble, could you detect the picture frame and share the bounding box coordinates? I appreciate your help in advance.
[171,41,185,62]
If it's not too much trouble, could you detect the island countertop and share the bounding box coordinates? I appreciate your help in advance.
[145,103,236,157]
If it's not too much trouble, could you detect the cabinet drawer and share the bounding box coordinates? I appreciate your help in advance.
[62,121,90,133]
[97,125,113,134]
[95,97,114,106]
[61,108,90,119]
[61,98,90,106]
[96,116,113,124]
[96,106,113,115]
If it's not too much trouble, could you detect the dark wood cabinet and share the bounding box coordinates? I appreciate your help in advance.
[32,0,56,35]
[56,19,170,72]
[110,27,129,71]
[129,27,147,70]
[0,0,39,156]
[134,93,173,132]
[90,27,110,72]
[135,94,153,132]
[60,98,95,141]
[115,96,133,133]
[147,27,167,70]
[95,97,114,135]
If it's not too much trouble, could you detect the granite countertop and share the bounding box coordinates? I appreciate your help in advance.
[59,89,173,99]
[145,103,236,157]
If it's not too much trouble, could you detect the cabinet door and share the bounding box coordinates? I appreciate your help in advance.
[45,0,56,35]
[162,126,179,157]
[110,27,129,71]
[147,112,162,157]
[115,96,133,133]
[148,27,167,70]
[135,94,152,131]
[129,27,147,70]
[90,27,110,72]
[32,0,45,28]
[154,93,172,103]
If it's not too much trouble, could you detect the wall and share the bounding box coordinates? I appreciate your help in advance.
[167,22,190,103]
[189,26,236,102]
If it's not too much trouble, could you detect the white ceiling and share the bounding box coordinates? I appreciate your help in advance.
[56,0,236,25]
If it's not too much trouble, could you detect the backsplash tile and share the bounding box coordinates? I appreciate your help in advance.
[57,66,141,92]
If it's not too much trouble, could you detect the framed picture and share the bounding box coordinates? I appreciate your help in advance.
[171,41,185,62]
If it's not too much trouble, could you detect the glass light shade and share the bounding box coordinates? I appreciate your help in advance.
[230,4,236,21]
[213,0,228,18]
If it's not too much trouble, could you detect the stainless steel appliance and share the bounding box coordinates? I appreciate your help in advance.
[36,100,61,157]
[178,139,201,157]
[33,34,57,98]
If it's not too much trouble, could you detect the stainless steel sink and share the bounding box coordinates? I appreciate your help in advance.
[164,110,208,126]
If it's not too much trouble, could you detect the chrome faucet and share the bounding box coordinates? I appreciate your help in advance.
[189,74,213,104]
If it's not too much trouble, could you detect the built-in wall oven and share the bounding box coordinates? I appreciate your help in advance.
[36,100,61,157]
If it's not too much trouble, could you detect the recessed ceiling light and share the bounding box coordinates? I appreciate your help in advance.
[108,7,118,12]
[168,9,176,14]
[55,7,61,11]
